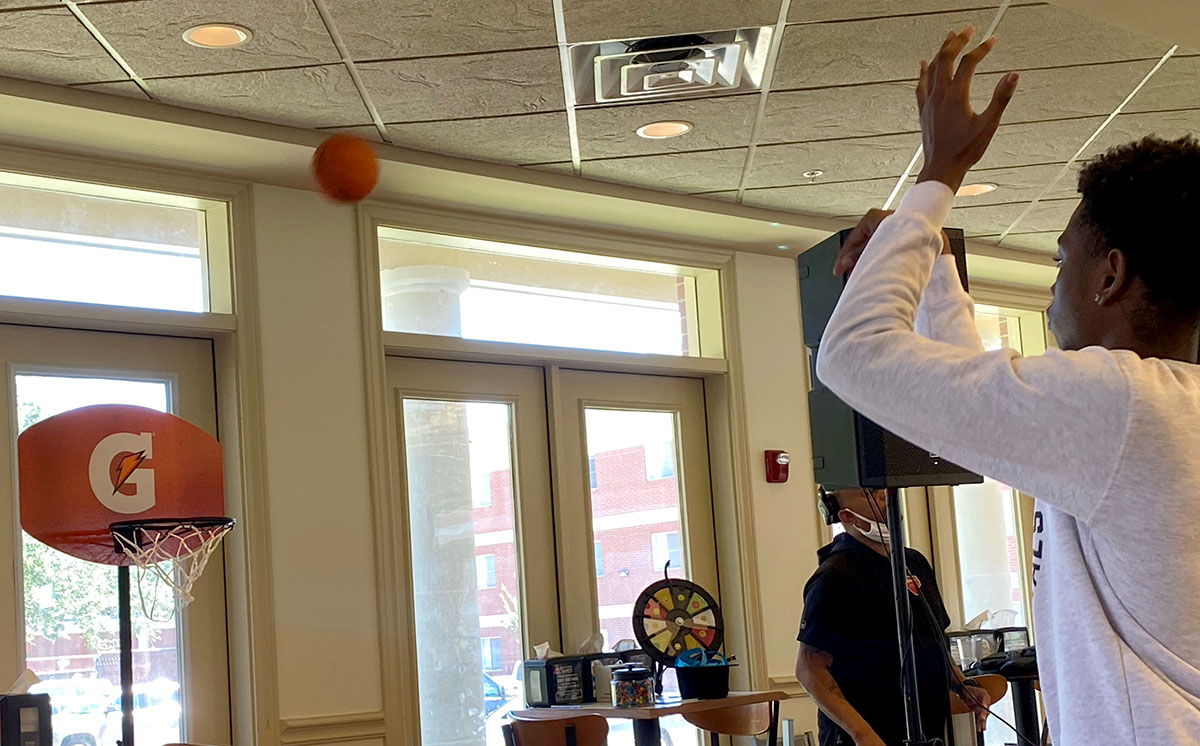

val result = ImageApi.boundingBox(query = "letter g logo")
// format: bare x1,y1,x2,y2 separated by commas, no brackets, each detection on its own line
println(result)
88,431,156,513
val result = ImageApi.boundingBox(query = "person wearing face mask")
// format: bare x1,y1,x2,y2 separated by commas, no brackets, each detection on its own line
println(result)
795,487,989,746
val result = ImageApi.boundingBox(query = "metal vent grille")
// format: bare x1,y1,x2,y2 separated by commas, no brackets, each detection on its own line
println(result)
570,27,773,107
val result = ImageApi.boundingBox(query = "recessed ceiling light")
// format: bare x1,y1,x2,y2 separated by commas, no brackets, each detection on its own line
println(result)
802,170,824,179
183,24,252,49
956,182,998,197
777,244,790,251
636,121,692,139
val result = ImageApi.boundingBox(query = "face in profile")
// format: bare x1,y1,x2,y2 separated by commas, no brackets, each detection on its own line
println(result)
1048,205,1103,351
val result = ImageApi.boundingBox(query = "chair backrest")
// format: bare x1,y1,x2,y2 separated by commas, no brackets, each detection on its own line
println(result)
683,701,774,736
505,713,609,746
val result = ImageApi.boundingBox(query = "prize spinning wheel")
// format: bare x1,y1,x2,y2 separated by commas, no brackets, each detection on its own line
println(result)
633,568,724,667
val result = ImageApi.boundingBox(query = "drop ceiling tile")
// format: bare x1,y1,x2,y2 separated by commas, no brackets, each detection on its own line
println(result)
773,9,997,89
1124,55,1200,113
576,95,758,159
981,4,1167,74
146,66,370,128
896,164,1078,207
750,133,920,189
323,0,556,60
0,0,110,7
787,0,1033,24
1082,109,1200,159
761,83,916,144
763,61,1146,147
359,49,563,122
1000,231,1060,254
948,197,1077,237
741,177,896,217
561,0,779,44
71,80,150,100
580,148,748,193
385,112,570,164
974,60,1154,123
0,8,125,84
83,0,340,78
973,118,1103,171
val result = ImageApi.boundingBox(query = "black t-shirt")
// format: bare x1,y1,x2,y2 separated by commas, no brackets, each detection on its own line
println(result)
798,533,952,746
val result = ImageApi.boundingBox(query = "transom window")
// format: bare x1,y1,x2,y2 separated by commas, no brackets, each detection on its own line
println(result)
377,227,723,358
0,171,230,313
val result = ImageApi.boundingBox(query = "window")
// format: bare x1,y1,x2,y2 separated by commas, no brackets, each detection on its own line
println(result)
377,226,723,358
588,457,598,489
942,304,1047,746
651,532,682,573
594,541,604,577
0,171,230,313
476,554,497,590
480,637,502,672
645,440,677,481
472,472,493,508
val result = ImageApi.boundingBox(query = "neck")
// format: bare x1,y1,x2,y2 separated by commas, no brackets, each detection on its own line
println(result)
846,527,888,556
1098,320,1200,363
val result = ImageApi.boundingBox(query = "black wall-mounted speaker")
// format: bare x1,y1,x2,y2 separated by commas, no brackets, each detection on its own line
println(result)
798,227,983,490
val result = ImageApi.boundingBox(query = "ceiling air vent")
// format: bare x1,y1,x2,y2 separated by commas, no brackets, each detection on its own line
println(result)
571,27,773,106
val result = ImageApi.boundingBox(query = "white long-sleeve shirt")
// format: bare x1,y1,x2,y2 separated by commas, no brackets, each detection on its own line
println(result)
815,181,1200,746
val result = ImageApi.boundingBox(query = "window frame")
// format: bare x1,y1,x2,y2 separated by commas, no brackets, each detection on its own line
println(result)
0,144,270,746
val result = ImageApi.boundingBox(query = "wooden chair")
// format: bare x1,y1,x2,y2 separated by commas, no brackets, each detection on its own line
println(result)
683,700,779,746
504,712,609,746
950,674,1009,746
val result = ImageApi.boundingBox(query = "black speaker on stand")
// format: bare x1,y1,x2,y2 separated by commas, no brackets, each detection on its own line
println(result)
799,227,981,489
799,227,983,746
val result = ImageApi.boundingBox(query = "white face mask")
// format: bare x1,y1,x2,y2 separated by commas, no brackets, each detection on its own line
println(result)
845,509,891,544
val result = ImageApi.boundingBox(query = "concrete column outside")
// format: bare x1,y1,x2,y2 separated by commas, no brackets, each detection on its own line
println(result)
384,265,484,746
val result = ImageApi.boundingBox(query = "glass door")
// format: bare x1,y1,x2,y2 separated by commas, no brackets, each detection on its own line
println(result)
0,323,230,746
554,369,716,746
387,357,557,746
387,359,719,746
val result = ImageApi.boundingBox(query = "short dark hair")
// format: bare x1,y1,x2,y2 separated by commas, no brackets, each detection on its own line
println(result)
1077,135,1200,323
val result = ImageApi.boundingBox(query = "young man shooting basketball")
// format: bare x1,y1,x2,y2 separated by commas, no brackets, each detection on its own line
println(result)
816,26,1200,746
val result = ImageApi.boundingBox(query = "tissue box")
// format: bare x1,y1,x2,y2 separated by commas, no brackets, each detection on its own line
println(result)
0,694,52,746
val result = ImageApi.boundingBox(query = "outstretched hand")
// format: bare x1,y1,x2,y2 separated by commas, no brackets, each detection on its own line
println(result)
916,26,1019,192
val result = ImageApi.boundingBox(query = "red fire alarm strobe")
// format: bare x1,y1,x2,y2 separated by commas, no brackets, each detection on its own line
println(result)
765,450,790,483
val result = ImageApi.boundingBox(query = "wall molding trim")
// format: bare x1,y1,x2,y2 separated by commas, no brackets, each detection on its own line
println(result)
279,712,387,745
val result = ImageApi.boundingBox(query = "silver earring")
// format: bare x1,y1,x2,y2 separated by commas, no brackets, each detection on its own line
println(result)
1094,294,1102,304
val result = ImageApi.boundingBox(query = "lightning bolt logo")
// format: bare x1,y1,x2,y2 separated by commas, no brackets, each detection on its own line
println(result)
112,450,148,495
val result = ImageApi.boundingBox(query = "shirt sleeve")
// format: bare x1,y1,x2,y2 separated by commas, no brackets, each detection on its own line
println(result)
814,181,1132,523
799,569,866,652
914,255,985,353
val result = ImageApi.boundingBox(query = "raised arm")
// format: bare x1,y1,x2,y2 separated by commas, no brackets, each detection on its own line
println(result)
814,28,1132,521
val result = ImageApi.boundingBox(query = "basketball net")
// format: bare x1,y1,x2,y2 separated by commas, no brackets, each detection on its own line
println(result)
112,522,233,622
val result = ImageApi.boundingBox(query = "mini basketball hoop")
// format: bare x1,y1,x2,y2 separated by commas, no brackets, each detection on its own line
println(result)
111,517,235,617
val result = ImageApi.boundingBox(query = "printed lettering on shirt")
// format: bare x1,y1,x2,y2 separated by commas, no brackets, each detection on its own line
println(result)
1032,509,1044,587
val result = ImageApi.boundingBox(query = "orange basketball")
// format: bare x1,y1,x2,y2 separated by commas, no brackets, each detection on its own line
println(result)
312,134,379,203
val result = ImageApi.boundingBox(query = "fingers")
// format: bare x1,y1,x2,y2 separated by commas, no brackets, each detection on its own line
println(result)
930,26,974,86
981,71,1019,126
916,60,929,111
833,209,893,276
954,35,996,89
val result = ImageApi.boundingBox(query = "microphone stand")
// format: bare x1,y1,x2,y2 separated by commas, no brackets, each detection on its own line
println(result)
885,486,941,746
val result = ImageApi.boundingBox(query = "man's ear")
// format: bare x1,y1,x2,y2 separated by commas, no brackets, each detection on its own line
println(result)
838,508,861,530
1097,247,1131,304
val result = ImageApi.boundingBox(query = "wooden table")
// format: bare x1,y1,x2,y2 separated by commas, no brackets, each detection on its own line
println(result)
514,690,790,746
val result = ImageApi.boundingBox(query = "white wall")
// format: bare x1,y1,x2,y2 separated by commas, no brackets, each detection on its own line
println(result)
731,252,823,737
250,184,383,723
